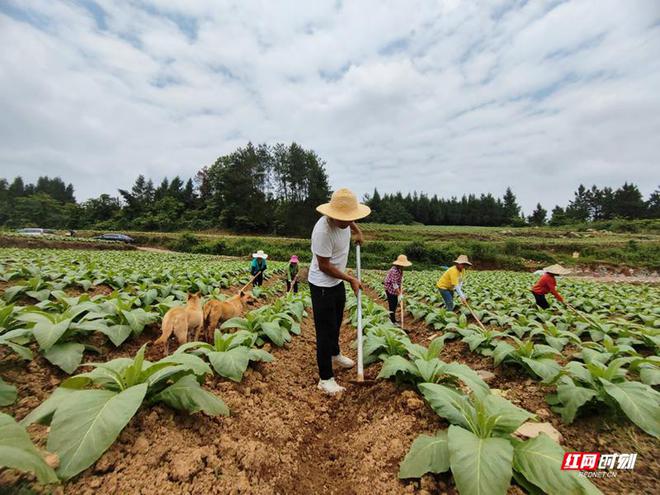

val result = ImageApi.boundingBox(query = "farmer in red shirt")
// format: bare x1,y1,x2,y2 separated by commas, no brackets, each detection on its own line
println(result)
531,264,571,309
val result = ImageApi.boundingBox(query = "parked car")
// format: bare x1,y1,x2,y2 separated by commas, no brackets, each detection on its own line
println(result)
93,233,135,243
16,228,55,236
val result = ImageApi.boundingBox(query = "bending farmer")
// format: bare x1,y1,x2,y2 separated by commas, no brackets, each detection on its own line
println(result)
308,188,370,395
384,254,412,324
436,255,471,311
251,250,268,286
287,255,299,293
531,264,570,309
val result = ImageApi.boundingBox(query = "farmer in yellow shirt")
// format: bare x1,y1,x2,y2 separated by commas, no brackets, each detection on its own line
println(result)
436,255,471,311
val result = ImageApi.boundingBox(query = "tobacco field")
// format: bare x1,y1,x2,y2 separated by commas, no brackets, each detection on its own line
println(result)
0,248,658,494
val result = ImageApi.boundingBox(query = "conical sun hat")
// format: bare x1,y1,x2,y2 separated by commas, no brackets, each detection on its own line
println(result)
543,264,570,275
316,188,371,221
392,254,412,267
252,250,268,259
453,254,472,266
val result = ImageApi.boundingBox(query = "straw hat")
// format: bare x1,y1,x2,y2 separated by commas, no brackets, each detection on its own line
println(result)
290,255,299,263
252,250,268,259
543,264,570,276
453,254,472,266
392,254,412,267
316,188,371,221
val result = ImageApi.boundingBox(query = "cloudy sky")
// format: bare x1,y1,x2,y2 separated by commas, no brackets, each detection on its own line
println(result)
1,0,659,214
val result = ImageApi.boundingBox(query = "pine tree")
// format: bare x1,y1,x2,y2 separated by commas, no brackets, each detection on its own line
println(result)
565,184,592,222
612,182,646,218
549,205,567,226
646,186,660,219
502,187,521,224
528,203,547,226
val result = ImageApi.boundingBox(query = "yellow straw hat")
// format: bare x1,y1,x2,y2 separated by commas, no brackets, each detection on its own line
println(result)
453,254,472,266
316,188,371,221
392,254,412,267
543,264,570,276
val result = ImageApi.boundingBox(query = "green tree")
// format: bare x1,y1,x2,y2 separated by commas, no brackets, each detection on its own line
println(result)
549,206,568,226
502,187,521,224
646,186,660,219
528,203,547,226
565,184,592,222
612,182,646,219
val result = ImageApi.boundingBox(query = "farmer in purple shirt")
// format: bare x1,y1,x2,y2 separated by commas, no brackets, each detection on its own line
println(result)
384,254,412,324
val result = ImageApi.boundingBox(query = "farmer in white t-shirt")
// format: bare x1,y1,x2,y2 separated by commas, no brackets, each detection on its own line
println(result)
308,188,371,395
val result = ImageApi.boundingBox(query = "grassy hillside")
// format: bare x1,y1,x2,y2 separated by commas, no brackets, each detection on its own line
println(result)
58,222,660,272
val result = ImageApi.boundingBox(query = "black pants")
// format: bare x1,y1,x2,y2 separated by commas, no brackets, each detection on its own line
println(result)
253,272,264,286
310,282,345,380
386,292,398,323
533,292,549,309
286,280,299,293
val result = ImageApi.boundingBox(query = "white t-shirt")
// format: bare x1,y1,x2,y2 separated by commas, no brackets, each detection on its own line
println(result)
308,216,351,287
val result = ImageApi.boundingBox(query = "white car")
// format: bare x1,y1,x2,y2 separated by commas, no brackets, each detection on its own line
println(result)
16,228,54,236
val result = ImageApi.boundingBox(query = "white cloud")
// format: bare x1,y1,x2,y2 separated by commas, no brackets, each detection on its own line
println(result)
0,0,659,215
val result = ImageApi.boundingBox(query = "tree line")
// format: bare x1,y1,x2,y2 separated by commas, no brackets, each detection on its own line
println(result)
1,142,658,235
0,142,331,236
365,183,660,227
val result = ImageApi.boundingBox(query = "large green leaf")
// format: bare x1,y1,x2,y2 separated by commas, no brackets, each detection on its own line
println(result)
220,317,250,331
600,378,660,437
208,347,250,381
95,324,132,347
513,434,603,495
43,342,85,374
521,357,561,383
492,341,515,365
482,394,535,434
443,362,489,397
122,308,155,334
260,321,286,346
0,413,58,484
2,341,33,360
21,388,79,427
399,430,450,479
640,366,660,386
248,348,274,362
378,355,418,380
448,425,513,495
0,377,17,406
551,377,597,424
48,384,147,480
418,383,470,429
33,317,73,351
159,352,212,377
151,375,229,416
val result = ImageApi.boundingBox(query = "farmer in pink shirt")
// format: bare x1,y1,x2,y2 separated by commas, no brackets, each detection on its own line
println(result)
384,254,412,324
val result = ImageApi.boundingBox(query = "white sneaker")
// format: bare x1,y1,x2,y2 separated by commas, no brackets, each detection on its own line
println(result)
317,378,346,395
332,354,355,369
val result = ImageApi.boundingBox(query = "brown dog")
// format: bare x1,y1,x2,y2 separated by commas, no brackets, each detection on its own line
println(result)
203,290,253,341
154,293,203,354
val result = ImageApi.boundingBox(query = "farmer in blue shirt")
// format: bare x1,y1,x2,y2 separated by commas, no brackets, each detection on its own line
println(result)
251,250,268,286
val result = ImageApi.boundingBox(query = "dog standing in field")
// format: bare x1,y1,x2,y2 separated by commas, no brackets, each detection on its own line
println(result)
154,292,204,354
203,290,253,341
